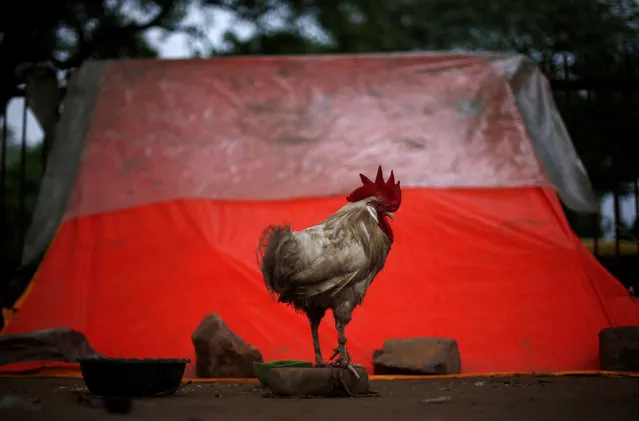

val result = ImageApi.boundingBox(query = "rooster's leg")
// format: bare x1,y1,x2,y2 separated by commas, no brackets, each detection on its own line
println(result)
307,308,327,367
330,303,360,379
332,321,350,364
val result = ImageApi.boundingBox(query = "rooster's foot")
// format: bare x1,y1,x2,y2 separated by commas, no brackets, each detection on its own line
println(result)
313,360,328,368
329,350,360,379
329,346,348,366
338,363,360,379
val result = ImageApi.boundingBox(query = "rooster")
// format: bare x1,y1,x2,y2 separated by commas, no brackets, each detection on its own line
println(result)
257,165,401,376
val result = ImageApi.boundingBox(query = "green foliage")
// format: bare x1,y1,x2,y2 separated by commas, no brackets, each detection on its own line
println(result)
214,29,331,55
48,0,194,66
207,0,639,56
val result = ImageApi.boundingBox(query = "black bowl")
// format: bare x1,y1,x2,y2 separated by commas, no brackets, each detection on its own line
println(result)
77,357,190,398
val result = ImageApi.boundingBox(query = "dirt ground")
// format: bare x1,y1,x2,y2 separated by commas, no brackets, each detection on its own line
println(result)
1,375,638,421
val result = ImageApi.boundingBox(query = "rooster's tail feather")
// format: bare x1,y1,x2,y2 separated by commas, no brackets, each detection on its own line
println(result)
257,224,299,296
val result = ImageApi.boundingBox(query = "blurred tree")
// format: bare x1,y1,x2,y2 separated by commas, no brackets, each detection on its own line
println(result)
0,0,209,113
206,0,638,57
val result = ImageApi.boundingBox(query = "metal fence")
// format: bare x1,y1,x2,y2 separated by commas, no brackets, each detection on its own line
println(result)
543,54,638,292
0,85,58,289
0,65,638,291
546,54,639,258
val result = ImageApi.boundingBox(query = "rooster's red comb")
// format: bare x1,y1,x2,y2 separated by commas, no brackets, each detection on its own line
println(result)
346,165,401,211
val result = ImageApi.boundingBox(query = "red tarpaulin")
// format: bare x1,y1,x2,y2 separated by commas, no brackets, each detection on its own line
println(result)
2,54,636,376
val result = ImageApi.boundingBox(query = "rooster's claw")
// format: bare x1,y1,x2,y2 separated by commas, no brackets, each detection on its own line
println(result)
331,360,360,379
346,364,360,379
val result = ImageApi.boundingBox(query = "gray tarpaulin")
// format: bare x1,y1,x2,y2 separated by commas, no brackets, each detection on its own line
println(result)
488,53,598,213
20,62,105,268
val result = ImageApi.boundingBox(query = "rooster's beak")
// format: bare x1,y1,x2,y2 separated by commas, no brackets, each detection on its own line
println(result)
386,211,394,220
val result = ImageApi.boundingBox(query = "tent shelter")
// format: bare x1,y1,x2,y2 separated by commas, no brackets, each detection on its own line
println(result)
1,53,638,376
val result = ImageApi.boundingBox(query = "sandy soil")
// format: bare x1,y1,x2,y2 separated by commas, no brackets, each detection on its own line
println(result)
1,375,638,421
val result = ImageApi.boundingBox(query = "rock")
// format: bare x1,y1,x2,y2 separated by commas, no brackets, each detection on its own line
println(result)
0,327,99,367
191,313,263,378
267,366,369,397
372,337,462,375
599,326,639,371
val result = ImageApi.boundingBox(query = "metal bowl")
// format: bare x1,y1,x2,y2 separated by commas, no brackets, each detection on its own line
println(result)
77,357,190,398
